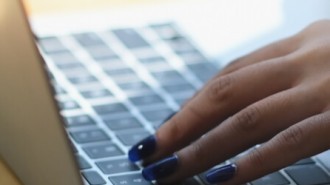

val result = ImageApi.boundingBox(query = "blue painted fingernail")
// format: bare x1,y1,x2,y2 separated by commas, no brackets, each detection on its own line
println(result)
206,164,237,184
142,155,179,181
128,135,157,162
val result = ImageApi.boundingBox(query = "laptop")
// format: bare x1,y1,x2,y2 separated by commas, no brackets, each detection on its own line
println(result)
1,0,330,185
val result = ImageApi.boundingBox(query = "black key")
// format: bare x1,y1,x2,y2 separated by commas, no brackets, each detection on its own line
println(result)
129,94,165,107
113,29,149,48
67,75,98,85
116,129,150,146
152,70,188,85
117,81,152,94
109,173,152,185
285,165,330,185
76,155,92,169
64,115,96,127
83,143,123,159
82,171,106,185
85,45,118,60
58,100,80,110
93,103,129,116
38,37,68,53
96,159,139,174
294,158,315,165
70,129,110,143
73,32,106,47
162,83,196,94
251,172,289,185
102,115,143,131
140,108,173,127
80,89,113,99
187,63,219,82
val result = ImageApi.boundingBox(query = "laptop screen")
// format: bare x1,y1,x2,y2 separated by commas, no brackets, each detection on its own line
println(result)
0,0,82,185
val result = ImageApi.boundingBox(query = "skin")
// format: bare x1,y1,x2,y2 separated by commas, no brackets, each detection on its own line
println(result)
144,19,330,184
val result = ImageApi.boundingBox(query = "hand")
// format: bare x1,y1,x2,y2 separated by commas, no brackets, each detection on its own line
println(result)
128,19,330,184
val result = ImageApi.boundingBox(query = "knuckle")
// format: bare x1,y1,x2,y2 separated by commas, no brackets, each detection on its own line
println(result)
185,104,205,121
232,106,261,132
207,76,233,102
247,148,266,168
278,126,305,150
166,116,184,141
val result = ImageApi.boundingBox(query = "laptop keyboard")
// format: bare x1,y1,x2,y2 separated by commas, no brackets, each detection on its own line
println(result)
38,22,330,185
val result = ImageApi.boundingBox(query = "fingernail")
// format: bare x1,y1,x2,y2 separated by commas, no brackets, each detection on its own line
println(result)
142,155,179,181
206,164,237,184
128,135,157,162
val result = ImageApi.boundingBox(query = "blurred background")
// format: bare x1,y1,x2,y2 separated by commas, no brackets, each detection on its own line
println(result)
24,0,330,66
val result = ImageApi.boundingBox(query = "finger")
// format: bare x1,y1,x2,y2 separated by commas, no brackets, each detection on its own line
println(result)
139,55,300,164
218,111,330,185
219,35,300,76
155,82,323,183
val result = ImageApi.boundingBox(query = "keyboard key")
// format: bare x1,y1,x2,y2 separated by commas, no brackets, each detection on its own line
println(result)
294,158,315,165
56,62,86,71
150,23,182,40
74,32,106,47
70,129,110,143
102,115,143,131
317,150,330,172
67,75,98,85
85,45,118,60
58,100,80,110
109,174,152,185
93,103,129,116
139,56,166,65
166,37,197,54
162,83,196,94
113,29,149,48
39,37,68,53
64,115,96,127
105,68,137,78
52,82,66,94
187,63,219,82
251,172,289,185
129,94,165,107
82,171,106,185
76,155,92,169
83,143,123,159
117,81,152,94
140,108,173,127
285,165,330,185
116,129,150,146
152,70,188,85
96,159,139,174
80,88,113,99
47,51,79,64
178,51,209,64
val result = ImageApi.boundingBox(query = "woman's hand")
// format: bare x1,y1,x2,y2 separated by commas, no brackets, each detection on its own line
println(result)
128,20,330,184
